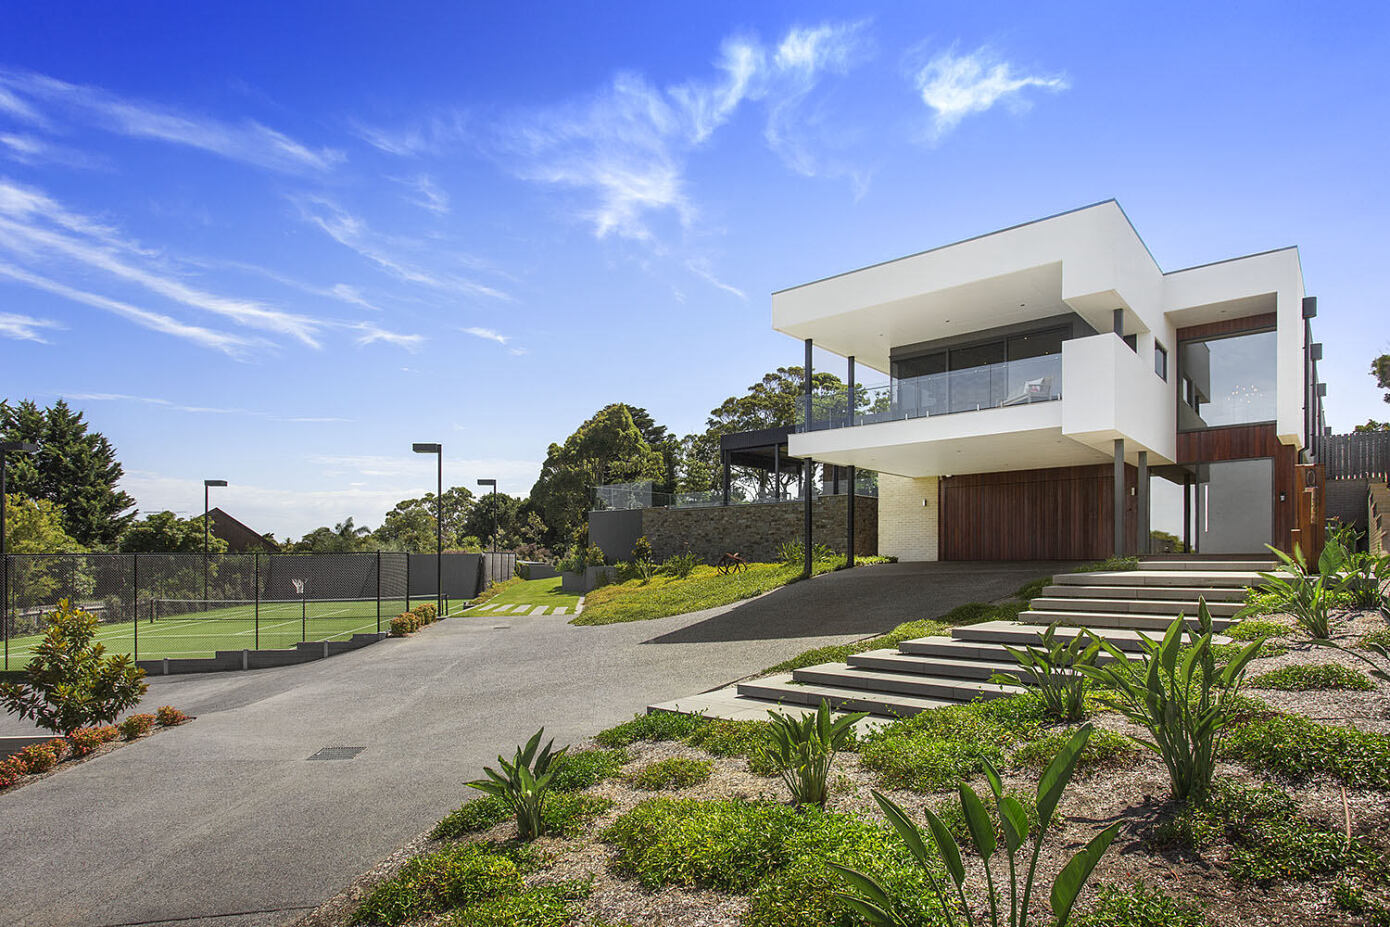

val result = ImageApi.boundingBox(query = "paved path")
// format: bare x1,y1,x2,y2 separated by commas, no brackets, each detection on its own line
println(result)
0,561,1062,927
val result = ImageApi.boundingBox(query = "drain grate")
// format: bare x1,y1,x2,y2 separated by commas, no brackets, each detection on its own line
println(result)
308,746,366,761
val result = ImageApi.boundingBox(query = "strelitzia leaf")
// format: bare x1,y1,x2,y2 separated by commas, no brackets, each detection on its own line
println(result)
1037,724,1092,826
1049,821,1122,924
960,784,996,860
922,804,967,888
999,796,1029,854
873,791,931,869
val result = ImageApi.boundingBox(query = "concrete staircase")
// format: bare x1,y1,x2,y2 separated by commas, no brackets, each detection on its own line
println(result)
649,559,1274,722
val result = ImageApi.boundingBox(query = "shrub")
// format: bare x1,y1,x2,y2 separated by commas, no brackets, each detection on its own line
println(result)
685,718,779,775
992,623,1099,723
389,613,418,636
832,726,1120,927
940,601,996,625
1013,575,1051,603
350,841,532,926
761,700,865,808
155,705,191,726
594,711,705,748
584,544,607,567
0,755,27,789
1070,882,1211,927
0,599,148,734
412,603,438,623
548,747,627,791
603,798,802,890
658,552,700,580
1154,779,1370,885
118,713,157,740
15,739,66,773
432,792,612,840
629,756,713,790
67,725,118,756
1078,603,1260,800
1249,663,1375,691
1225,618,1295,641
745,811,948,927
1010,727,1138,775
1227,712,1390,789
778,539,837,567
859,695,1047,791
466,729,567,840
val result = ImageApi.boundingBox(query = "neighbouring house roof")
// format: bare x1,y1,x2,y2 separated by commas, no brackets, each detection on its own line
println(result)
207,507,280,552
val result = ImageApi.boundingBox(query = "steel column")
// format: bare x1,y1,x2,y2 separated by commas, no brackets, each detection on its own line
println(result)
1137,451,1149,555
1113,438,1126,556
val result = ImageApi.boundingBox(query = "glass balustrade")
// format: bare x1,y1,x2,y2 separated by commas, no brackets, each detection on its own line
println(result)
797,353,1062,432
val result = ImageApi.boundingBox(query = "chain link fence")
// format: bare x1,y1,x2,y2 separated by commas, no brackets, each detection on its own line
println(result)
1,551,418,670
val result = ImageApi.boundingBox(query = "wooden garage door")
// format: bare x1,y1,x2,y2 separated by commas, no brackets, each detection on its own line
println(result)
940,464,1136,560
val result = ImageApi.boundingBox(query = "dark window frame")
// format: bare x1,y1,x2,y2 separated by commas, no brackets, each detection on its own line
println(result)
1154,341,1168,381
1176,327,1278,433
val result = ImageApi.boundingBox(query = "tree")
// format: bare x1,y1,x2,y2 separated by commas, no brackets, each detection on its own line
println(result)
1373,353,1390,404
372,486,475,553
119,512,228,554
1354,420,1390,433
529,404,667,544
0,399,135,548
0,599,148,735
679,366,849,495
627,406,681,495
287,518,372,553
463,491,525,548
3,494,83,553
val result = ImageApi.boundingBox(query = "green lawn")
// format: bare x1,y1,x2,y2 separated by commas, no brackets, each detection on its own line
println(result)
463,577,582,615
572,558,885,626
2,597,407,668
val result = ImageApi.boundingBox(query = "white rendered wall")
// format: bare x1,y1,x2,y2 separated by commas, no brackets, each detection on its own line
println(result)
878,474,939,561
1060,333,1177,463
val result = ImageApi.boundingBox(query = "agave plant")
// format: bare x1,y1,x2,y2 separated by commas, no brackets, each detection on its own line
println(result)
466,728,567,840
990,623,1100,723
761,699,867,808
1077,601,1260,801
830,725,1119,926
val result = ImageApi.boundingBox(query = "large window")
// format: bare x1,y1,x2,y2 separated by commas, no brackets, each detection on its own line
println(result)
1177,330,1277,430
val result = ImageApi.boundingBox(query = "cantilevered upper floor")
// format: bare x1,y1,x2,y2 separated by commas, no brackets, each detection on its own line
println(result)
774,200,1312,477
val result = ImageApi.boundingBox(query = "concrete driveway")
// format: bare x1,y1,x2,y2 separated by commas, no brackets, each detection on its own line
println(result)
0,560,1063,927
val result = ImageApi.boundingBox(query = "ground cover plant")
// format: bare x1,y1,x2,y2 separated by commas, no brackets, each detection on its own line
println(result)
1249,662,1375,690
1227,711,1390,789
1068,882,1211,927
627,756,712,790
574,556,892,626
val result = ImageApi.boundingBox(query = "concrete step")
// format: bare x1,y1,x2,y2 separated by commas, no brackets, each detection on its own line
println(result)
947,620,1231,653
1138,559,1277,571
1051,570,1270,588
791,662,1022,702
1040,584,1247,602
1030,596,1242,617
896,636,1128,665
1018,609,1233,632
736,673,957,718
848,647,1019,680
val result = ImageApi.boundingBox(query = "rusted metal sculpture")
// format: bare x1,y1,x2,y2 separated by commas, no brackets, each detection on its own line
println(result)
716,552,748,575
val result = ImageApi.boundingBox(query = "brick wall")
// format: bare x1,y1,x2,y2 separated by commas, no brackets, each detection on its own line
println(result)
640,495,878,563
878,474,939,561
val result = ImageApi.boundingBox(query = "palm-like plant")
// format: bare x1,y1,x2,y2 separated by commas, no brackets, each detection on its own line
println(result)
1076,601,1260,801
990,623,1100,723
830,725,1119,927
761,699,866,808
1246,542,1346,638
466,728,567,840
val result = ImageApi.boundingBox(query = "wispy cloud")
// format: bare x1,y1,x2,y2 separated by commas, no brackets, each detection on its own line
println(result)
350,320,425,349
497,21,868,241
0,260,257,356
0,69,343,173
292,194,510,302
393,173,450,214
685,257,746,300
909,46,1068,139
62,391,355,422
330,283,380,312
351,110,469,158
0,310,61,342
0,179,323,346
462,325,526,355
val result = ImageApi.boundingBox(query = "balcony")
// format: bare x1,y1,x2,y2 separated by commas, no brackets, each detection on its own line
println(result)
796,353,1062,432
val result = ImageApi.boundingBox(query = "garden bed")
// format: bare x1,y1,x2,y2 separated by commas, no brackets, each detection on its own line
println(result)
295,601,1390,927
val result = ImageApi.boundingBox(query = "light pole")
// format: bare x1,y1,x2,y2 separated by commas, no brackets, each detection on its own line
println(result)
203,479,227,604
413,443,443,617
2,440,39,671
477,478,497,584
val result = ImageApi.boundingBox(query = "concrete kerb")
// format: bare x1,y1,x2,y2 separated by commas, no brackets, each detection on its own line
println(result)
134,631,390,677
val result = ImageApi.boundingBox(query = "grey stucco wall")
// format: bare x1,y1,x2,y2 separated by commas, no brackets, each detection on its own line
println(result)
588,508,645,562
640,495,877,564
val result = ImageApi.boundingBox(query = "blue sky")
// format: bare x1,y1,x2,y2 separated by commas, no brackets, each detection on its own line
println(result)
0,2,1386,538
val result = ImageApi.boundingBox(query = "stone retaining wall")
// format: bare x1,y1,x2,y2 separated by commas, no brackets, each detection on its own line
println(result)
641,494,877,563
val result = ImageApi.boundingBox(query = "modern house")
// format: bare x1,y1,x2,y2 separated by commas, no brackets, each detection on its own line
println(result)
775,200,1326,561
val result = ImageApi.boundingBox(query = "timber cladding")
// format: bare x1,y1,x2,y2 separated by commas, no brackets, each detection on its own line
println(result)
939,465,1136,561
1175,312,1277,342
1177,422,1298,552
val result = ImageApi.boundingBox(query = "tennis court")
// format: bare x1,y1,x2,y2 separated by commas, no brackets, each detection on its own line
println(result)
2,596,416,666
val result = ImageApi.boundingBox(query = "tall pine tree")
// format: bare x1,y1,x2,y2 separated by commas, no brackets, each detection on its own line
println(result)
1,399,135,549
